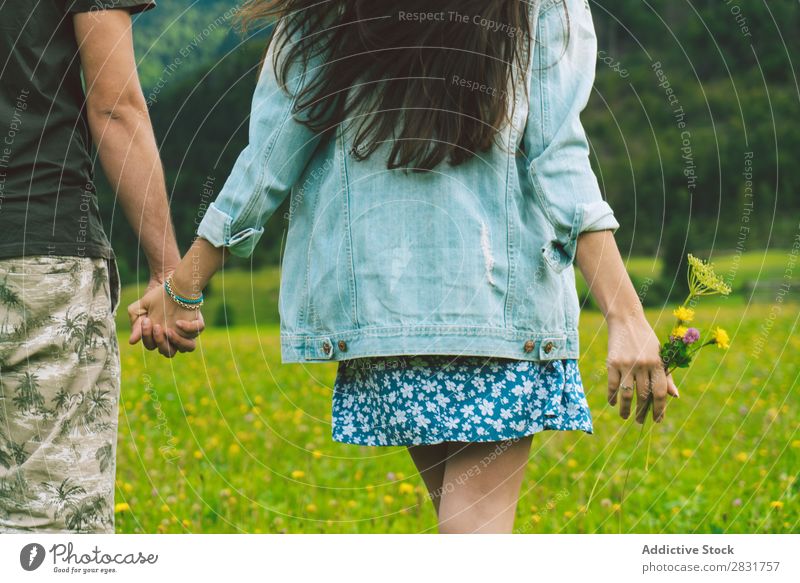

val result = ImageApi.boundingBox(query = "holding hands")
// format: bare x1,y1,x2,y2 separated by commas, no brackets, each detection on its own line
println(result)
128,238,226,357
128,275,206,357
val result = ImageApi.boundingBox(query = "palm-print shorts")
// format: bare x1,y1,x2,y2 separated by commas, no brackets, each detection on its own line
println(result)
0,255,120,533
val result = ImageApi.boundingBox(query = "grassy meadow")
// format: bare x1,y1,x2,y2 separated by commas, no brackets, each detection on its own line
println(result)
112,251,799,533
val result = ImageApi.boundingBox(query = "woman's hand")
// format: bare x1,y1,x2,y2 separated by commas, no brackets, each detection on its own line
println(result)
127,284,205,358
606,313,680,423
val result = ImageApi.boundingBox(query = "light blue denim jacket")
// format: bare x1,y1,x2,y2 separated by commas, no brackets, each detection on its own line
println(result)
197,0,619,363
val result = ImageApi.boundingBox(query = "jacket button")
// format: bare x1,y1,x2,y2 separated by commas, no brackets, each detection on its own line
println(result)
523,340,535,353
337,340,347,352
322,341,332,355
544,341,554,354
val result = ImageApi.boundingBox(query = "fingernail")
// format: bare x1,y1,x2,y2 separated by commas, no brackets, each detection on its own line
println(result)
143,318,150,326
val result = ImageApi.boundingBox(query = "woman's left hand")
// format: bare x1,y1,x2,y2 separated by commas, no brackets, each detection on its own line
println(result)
127,284,205,358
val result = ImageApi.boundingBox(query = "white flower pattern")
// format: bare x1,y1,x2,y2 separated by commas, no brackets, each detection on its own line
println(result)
331,356,593,446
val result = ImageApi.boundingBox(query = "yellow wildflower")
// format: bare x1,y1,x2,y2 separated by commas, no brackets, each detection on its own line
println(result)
193,450,203,460
672,306,695,322
711,327,730,349
735,452,748,463
566,459,578,468
312,450,323,460
770,501,784,510
291,470,306,479
671,325,688,339
681,448,693,458
115,502,130,514
398,482,415,495
182,519,191,528
383,495,394,505
306,503,317,513
228,443,241,456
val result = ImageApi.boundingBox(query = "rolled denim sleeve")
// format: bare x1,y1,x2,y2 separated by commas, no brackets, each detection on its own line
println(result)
197,22,323,257
524,0,619,272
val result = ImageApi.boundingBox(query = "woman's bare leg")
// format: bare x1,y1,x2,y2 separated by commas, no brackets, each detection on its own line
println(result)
437,436,533,533
407,443,449,514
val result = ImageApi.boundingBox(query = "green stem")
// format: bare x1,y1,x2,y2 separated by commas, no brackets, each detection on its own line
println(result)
665,341,713,376
586,414,635,512
619,416,648,533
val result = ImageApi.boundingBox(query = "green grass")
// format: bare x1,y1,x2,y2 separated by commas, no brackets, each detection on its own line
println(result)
114,300,800,533
115,249,799,333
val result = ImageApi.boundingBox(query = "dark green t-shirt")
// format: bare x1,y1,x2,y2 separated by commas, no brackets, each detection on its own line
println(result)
0,0,154,260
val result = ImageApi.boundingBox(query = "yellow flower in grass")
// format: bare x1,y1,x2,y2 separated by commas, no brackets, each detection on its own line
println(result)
114,502,130,514
672,306,695,323
291,470,306,480
711,327,730,349
770,500,784,510
398,482,415,495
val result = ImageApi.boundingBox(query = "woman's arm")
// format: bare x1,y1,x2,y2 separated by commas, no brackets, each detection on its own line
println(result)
128,18,326,356
575,230,679,423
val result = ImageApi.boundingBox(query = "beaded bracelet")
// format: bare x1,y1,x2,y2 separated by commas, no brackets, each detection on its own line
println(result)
164,275,204,310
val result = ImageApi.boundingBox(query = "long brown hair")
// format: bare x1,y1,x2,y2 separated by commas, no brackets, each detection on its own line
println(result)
238,0,534,170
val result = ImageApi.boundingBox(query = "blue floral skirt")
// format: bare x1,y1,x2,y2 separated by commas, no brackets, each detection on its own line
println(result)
331,355,593,446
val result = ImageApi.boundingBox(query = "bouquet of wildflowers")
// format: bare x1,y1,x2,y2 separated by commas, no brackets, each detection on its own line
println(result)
587,254,733,517
660,254,732,373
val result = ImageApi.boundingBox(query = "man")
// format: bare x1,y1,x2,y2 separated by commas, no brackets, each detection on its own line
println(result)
0,0,190,532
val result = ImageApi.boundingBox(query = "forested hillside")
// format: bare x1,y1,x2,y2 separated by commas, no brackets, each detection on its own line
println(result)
99,0,800,295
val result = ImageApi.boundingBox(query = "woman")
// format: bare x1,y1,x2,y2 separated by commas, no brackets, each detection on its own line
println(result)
129,0,679,533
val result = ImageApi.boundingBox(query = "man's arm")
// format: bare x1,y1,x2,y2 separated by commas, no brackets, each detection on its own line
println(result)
74,9,179,286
